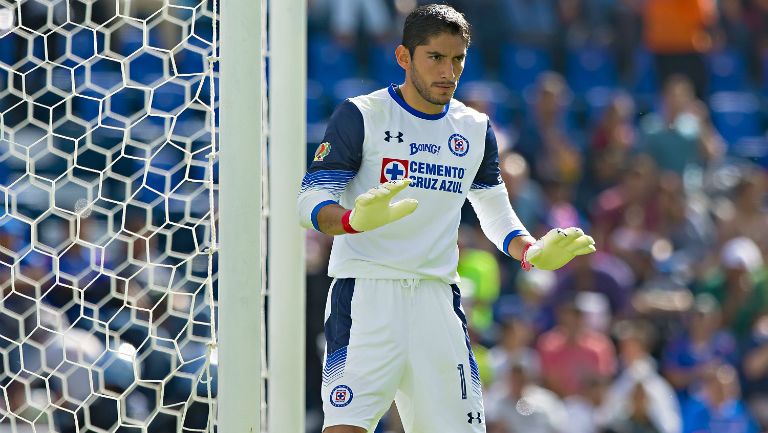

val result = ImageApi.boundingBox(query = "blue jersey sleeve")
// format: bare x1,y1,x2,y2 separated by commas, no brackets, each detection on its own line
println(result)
302,100,364,194
471,120,503,190
298,100,364,230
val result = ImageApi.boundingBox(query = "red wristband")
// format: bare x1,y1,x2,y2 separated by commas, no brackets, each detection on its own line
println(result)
341,210,360,234
521,242,534,271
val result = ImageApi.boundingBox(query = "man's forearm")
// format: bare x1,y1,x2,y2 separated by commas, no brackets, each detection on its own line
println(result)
507,234,536,261
316,203,351,236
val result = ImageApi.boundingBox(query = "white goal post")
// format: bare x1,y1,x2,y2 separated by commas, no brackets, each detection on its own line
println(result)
267,0,307,429
220,0,308,430
218,0,263,431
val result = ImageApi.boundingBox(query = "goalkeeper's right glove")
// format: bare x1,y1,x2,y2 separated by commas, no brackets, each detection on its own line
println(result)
342,179,419,233
522,227,596,271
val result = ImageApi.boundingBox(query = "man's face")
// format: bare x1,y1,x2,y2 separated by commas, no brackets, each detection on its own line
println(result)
663,82,694,117
408,32,467,106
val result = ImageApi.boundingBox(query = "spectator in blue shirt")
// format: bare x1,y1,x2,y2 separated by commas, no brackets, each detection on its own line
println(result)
741,312,768,430
662,294,739,405
637,75,702,175
681,363,759,433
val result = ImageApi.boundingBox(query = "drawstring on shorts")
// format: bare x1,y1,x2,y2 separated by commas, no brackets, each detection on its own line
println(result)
400,278,420,295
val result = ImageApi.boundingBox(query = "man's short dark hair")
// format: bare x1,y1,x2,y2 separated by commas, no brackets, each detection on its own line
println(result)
402,4,471,55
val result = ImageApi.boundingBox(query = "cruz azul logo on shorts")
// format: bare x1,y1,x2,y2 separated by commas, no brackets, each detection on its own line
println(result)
330,385,353,407
380,158,409,182
448,133,469,157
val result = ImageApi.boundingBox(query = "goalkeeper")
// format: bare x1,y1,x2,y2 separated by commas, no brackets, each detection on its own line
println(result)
297,4,595,433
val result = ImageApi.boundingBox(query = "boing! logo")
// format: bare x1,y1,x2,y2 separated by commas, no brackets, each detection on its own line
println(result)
448,133,469,157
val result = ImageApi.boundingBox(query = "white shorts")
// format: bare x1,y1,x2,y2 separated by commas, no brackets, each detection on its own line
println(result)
321,278,486,432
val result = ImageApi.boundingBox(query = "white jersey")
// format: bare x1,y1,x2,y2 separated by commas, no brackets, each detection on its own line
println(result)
298,85,528,283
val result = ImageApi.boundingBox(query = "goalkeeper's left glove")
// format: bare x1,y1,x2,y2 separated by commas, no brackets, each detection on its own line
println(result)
344,179,418,233
522,227,596,271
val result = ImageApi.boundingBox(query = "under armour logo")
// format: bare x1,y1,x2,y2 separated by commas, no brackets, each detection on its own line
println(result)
467,412,483,424
384,131,403,143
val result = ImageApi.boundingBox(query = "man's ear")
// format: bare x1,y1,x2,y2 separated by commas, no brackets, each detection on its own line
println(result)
395,45,411,71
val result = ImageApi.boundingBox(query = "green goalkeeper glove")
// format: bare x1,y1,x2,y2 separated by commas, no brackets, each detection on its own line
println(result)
345,179,419,233
522,227,596,271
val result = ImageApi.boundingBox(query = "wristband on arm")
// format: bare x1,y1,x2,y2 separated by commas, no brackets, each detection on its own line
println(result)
521,242,534,271
341,210,360,234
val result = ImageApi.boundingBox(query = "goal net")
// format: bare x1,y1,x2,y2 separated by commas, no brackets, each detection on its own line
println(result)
0,0,220,432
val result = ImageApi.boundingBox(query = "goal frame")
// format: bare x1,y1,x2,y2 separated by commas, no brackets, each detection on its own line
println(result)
218,0,263,431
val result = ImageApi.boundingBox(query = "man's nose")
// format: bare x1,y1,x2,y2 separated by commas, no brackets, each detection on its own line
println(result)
440,61,455,81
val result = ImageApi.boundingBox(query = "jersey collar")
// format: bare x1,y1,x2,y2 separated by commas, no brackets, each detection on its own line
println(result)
388,84,450,120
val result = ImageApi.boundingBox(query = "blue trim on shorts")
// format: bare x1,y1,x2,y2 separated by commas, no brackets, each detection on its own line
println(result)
451,284,482,396
323,346,348,385
325,278,355,354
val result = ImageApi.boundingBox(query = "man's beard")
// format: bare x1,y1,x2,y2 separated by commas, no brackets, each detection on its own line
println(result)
410,65,454,106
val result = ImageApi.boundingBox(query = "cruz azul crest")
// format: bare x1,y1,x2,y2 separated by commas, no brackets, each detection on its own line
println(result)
448,134,469,157
330,385,353,407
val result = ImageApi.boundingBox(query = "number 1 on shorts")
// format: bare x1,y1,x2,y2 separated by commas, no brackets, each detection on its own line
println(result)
457,363,467,400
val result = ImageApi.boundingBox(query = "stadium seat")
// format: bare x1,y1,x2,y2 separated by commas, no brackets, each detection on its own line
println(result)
583,87,616,126
151,80,186,114
308,36,357,93
709,91,762,145
460,48,485,83
306,79,325,123
455,80,511,123
567,44,617,95
632,48,658,98
500,43,551,93
730,136,768,168
708,49,748,93
128,50,167,86
102,86,147,127
82,57,123,98
761,52,768,95
331,77,380,106
368,42,403,86
0,34,15,66
70,28,96,61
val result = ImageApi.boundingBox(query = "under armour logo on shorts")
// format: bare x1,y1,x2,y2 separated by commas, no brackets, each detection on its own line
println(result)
467,411,483,424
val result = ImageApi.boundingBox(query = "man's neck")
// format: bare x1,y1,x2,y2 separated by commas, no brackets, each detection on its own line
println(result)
398,82,445,115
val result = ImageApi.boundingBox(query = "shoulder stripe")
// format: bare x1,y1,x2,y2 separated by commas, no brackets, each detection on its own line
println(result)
300,170,356,195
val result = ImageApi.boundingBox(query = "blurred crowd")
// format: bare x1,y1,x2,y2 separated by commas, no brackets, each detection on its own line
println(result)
304,1,768,433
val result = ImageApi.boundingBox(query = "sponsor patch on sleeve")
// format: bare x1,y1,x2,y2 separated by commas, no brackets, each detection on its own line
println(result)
313,142,331,161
